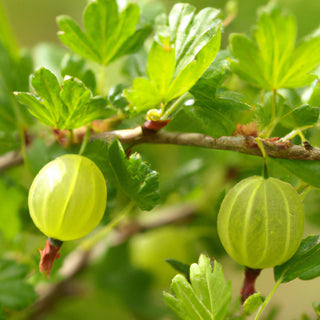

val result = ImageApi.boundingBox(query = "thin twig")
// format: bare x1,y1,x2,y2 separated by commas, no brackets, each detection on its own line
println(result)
0,151,23,172
93,127,320,161
29,204,197,320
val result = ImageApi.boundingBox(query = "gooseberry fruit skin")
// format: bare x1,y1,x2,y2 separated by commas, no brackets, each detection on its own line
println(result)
28,154,107,241
217,176,304,269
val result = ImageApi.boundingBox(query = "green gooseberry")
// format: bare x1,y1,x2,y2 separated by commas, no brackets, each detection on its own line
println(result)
28,154,107,241
217,176,304,269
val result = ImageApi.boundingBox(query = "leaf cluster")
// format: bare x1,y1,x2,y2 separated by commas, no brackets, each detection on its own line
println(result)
124,3,222,115
57,0,151,66
230,4,320,90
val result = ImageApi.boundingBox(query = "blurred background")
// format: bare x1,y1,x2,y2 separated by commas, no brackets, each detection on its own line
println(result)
1,0,320,319
3,0,320,47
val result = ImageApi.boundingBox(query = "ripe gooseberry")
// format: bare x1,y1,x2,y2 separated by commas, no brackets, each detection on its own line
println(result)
217,176,304,269
28,154,107,242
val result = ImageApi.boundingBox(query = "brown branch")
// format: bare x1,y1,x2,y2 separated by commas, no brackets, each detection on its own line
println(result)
29,204,197,319
0,151,23,172
93,127,320,161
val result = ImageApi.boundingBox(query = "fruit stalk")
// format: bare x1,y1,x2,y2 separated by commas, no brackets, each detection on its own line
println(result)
39,238,63,277
241,267,261,303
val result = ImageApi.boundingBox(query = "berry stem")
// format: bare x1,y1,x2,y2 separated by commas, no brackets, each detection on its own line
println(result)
241,267,261,303
39,238,63,277
254,281,281,320
255,138,269,178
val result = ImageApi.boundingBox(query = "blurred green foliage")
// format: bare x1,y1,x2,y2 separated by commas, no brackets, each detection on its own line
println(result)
1,0,320,319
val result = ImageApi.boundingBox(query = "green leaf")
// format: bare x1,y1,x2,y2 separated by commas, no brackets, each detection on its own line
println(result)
167,96,252,138
166,29,221,101
124,78,162,113
0,132,20,156
165,259,190,281
124,4,221,113
308,80,320,106
279,28,320,88
243,292,264,315
168,5,220,75
190,50,232,102
15,67,115,129
230,34,270,89
31,67,63,126
0,2,19,59
163,255,232,320
122,53,147,80
230,4,320,90
254,91,319,134
71,96,116,128
82,140,110,178
0,178,24,240
112,24,152,60
0,40,33,143
61,54,96,92
0,260,37,310
26,138,66,175
108,139,160,211
280,104,319,129
269,158,320,188
59,77,92,126
0,307,5,320
14,91,56,127
108,84,128,113
57,0,150,66
147,40,175,97
313,301,320,316
274,235,320,283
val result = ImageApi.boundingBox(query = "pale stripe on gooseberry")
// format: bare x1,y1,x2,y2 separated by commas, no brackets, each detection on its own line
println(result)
242,179,264,266
55,157,81,237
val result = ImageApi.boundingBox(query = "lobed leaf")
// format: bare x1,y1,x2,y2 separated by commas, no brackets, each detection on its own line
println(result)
57,0,151,66
123,78,162,113
279,28,320,88
167,96,252,138
230,4,320,90
108,139,160,211
164,255,232,320
168,5,220,75
0,40,33,153
166,29,221,102
147,40,175,97
0,260,37,310
269,158,320,189
274,235,320,283
15,67,116,129
124,3,221,113
190,50,232,103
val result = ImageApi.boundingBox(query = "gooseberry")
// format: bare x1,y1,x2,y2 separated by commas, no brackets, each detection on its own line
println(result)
28,154,107,241
217,176,304,269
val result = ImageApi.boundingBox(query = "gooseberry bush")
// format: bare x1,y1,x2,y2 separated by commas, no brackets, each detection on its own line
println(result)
1,0,320,319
